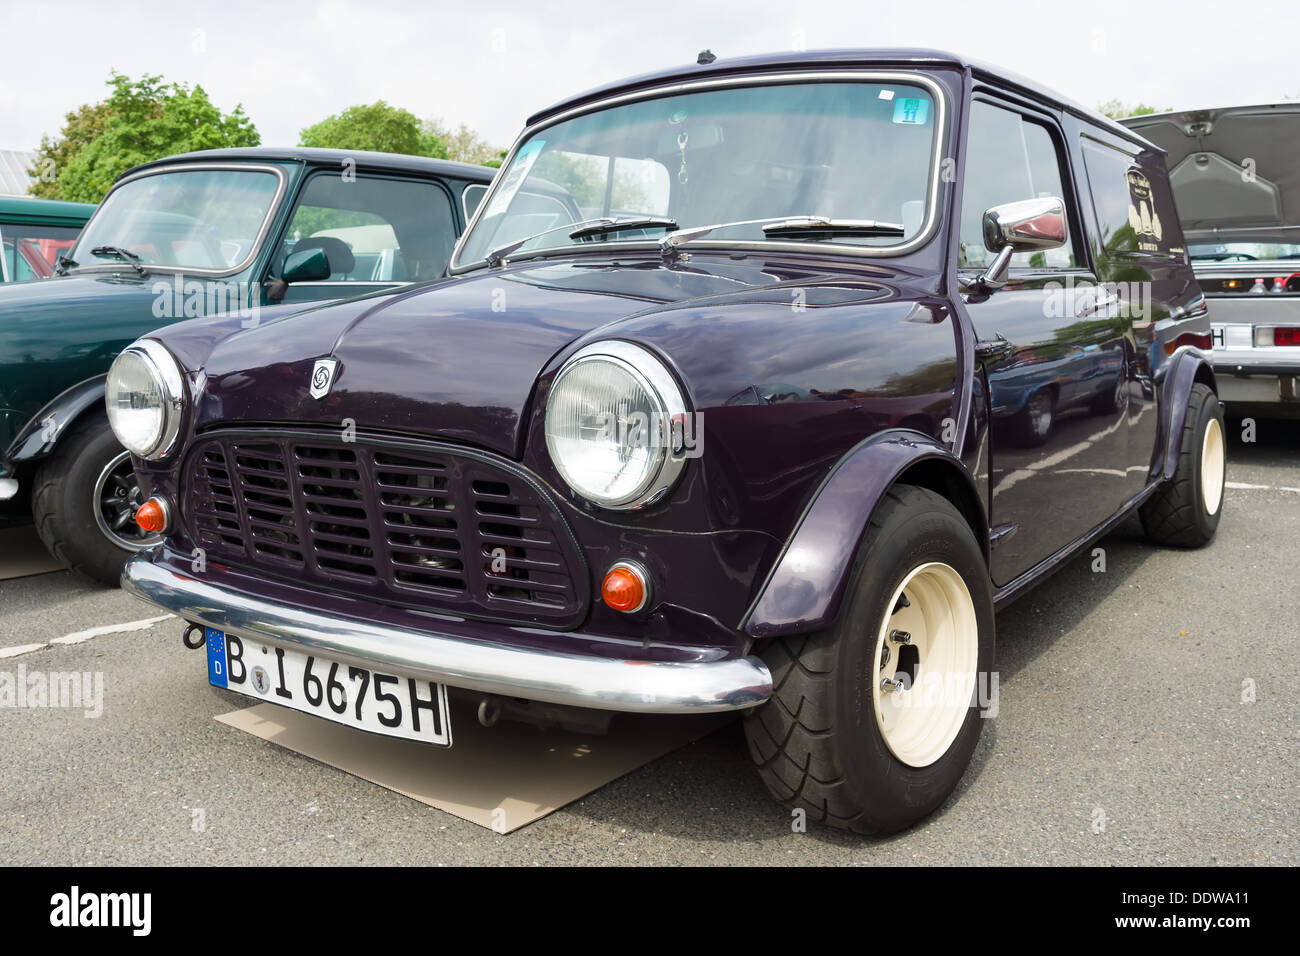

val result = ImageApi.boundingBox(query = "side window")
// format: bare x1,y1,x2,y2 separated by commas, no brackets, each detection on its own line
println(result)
283,174,456,283
0,225,80,280
959,100,1077,271
1081,139,1173,256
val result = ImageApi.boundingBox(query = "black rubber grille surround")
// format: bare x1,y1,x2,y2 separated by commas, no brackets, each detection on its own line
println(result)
183,431,589,627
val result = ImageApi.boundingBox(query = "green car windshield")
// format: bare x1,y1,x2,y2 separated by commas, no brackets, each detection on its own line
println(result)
455,79,940,266
71,168,281,273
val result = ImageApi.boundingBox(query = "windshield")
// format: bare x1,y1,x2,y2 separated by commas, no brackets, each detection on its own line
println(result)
72,167,282,272
1189,242,1300,262
456,79,941,267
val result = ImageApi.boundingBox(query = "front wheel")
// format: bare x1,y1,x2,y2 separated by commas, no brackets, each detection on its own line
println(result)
743,485,995,835
32,414,161,585
1139,382,1225,547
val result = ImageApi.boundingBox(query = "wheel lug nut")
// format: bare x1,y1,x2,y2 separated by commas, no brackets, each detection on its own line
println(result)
889,629,912,644
880,676,905,693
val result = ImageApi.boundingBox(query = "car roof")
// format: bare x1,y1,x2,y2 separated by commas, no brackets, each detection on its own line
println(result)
122,147,496,183
0,193,96,225
524,47,1147,146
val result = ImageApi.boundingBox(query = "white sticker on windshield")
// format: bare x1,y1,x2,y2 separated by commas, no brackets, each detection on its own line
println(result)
892,98,930,125
481,139,545,219
878,89,895,101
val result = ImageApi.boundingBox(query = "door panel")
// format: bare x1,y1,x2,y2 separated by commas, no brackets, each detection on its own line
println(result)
960,99,1132,586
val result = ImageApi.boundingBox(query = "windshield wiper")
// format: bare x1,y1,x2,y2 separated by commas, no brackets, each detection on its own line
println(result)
657,215,904,256
568,217,677,240
90,245,148,277
54,254,77,276
761,217,905,239
485,216,678,267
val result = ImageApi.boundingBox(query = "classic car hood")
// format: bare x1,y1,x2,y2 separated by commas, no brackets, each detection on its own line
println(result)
195,257,924,457
1122,105,1300,241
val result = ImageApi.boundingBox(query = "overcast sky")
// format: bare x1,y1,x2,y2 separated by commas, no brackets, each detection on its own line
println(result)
1,0,1294,155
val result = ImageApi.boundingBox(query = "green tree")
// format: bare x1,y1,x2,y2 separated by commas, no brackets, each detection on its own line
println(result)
422,119,504,166
1098,100,1168,120
29,72,259,203
299,101,447,158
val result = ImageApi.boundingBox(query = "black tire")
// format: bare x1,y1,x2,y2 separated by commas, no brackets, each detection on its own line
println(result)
1139,383,1225,547
1013,388,1054,446
32,413,157,586
1089,371,1126,416
743,485,995,835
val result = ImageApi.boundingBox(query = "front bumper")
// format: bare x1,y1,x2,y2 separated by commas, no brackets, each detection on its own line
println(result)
122,554,773,715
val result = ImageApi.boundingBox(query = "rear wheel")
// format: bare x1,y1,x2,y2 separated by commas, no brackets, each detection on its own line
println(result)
743,485,995,835
1139,383,1225,547
32,414,160,585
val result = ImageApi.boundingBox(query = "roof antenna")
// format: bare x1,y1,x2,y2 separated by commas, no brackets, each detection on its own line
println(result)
697,49,717,64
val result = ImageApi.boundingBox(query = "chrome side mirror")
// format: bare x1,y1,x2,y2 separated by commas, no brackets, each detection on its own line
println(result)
976,196,1067,292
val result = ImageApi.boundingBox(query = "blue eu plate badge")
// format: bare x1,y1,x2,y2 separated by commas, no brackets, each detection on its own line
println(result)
207,628,228,688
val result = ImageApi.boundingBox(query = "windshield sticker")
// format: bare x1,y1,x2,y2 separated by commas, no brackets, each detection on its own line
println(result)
481,139,545,220
878,89,896,101
892,97,930,125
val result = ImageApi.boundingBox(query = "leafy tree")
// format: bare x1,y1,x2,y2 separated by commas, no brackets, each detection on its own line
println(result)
299,101,447,158
1098,100,1168,120
422,119,504,166
29,72,259,203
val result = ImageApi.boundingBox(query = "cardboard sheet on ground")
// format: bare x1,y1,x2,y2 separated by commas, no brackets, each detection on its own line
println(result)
217,701,730,832
0,526,63,580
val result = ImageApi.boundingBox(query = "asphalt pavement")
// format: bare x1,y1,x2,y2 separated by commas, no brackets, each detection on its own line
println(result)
1,420,1295,865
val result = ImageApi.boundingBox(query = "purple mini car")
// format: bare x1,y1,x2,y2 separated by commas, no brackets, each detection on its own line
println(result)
113,49,1225,834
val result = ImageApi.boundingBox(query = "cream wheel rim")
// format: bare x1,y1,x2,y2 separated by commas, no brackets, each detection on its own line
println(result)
1201,417,1225,516
872,561,979,768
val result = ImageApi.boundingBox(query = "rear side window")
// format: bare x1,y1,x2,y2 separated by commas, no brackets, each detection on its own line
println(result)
1081,138,1180,257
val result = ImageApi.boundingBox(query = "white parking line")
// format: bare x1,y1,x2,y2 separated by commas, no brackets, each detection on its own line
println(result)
1226,481,1300,493
0,614,174,658
0,643,48,659
48,614,174,645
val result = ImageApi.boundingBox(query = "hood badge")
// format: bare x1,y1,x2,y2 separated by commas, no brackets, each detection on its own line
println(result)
310,358,339,399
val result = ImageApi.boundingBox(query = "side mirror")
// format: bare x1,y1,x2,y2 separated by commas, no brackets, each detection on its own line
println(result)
976,197,1067,292
282,247,332,283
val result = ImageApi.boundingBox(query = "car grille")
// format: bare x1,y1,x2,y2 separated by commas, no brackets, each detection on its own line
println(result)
183,432,589,627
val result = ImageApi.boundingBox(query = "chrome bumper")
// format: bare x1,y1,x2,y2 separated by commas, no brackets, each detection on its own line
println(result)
1210,348,1300,404
122,554,772,714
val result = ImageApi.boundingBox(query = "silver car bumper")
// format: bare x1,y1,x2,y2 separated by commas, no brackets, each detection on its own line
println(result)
122,554,772,715
1210,347,1300,404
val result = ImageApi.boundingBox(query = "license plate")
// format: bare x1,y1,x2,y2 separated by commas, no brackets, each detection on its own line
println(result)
206,628,451,746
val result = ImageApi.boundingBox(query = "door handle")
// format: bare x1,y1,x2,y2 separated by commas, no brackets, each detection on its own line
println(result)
974,334,1012,360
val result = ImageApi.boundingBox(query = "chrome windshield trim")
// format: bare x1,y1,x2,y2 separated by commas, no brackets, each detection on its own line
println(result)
122,554,772,714
71,162,289,279
450,70,950,273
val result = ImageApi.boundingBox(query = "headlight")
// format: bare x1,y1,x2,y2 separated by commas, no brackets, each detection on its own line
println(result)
545,341,690,509
105,339,185,459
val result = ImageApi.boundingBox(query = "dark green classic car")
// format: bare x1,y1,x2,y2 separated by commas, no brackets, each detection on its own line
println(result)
0,147,494,584
0,195,95,283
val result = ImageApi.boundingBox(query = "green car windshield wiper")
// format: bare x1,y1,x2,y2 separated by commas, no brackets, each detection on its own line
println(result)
485,216,678,267
54,254,77,276
90,245,148,277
